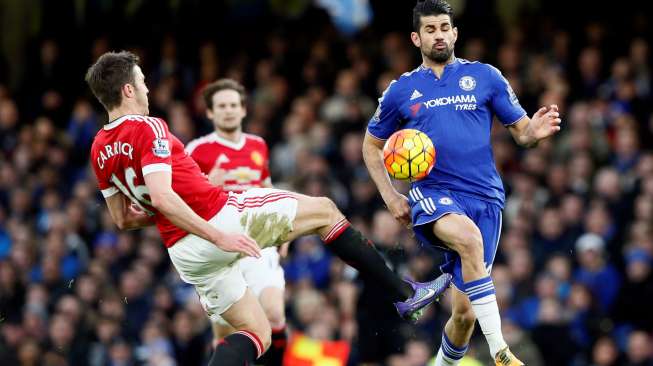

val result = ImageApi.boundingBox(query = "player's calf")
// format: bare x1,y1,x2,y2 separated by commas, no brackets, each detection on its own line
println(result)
451,307,476,332
290,194,451,321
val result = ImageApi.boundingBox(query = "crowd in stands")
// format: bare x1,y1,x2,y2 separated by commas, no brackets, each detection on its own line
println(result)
0,1,652,365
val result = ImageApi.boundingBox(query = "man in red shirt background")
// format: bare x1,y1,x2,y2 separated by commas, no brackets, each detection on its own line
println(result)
187,79,288,366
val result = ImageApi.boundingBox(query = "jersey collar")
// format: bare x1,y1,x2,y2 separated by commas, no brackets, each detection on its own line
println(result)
104,114,142,130
212,132,246,150
419,57,461,77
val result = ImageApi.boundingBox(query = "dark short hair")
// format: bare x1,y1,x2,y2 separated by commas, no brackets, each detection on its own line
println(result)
413,0,454,31
202,78,247,110
85,51,139,111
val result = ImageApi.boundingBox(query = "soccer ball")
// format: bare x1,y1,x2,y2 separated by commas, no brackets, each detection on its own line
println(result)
383,129,436,180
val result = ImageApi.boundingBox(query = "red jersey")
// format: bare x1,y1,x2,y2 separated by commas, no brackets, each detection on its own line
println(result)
185,132,271,193
90,114,228,247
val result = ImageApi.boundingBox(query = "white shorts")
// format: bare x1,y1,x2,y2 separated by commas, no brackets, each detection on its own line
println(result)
213,247,286,326
167,188,297,322
240,247,285,296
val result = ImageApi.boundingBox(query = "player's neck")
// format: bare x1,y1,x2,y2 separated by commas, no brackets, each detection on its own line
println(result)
215,129,242,143
108,106,144,122
423,54,456,78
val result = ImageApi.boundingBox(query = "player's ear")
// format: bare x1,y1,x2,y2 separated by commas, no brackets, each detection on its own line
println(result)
122,83,134,99
206,108,214,120
411,32,421,48
452,27,458,43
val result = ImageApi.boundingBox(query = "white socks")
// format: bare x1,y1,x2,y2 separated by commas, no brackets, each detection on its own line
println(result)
464,276,507,357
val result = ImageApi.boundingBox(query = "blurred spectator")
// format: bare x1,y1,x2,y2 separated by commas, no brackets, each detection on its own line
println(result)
574,233,621,311
590,336,623,366
531,298,578,365
612,249,653,330
284,236,332,289
625,331,653,366
171,310,204,366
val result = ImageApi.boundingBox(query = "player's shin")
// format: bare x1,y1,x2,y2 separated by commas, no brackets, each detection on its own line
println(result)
434,331,469,366
323,219,413,301
463,276,507,357
209,330,263,366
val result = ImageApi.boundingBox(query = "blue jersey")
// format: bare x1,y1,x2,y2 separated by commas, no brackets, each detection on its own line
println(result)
367,58,526,207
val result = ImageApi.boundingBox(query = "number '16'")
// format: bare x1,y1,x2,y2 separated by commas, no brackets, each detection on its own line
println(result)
110,167,154,215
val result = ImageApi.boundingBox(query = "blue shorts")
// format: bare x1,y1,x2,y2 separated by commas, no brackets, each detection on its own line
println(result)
408,186,502,290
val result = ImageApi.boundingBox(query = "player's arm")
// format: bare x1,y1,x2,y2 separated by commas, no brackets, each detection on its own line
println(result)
488,65,561,148
104,192,155,230
144,170,260,258
507,105,562,148
363,81,411,226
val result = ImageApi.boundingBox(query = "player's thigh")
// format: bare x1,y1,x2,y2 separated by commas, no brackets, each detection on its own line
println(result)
232,188,299,248
220,288,271,348
286,193,344,241
432,213,483,254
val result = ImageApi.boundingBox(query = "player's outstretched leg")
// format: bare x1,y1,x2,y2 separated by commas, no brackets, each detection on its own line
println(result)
432,214,523,365
287,194,452,321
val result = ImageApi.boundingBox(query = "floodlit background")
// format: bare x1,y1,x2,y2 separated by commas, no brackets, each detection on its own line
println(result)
0,1,652,365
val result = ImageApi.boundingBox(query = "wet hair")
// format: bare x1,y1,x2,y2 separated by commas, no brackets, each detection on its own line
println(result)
85,51,139,111
202,78,247,109
413,0,454,31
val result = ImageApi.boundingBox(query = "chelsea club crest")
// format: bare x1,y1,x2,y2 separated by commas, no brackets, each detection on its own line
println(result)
459,76,476,91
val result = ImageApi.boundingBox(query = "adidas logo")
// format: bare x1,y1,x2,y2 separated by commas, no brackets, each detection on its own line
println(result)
410,89,423,100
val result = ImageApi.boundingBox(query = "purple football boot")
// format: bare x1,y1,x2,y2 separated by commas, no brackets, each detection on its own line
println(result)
394,273,452,322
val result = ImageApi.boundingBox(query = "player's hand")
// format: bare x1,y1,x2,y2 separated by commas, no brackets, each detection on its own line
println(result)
530,104,562,140
127,203,147,217
386,192,411,227
278,242,290,258
213,232,261,258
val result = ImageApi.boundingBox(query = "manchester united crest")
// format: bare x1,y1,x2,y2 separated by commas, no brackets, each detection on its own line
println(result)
251,151,264,166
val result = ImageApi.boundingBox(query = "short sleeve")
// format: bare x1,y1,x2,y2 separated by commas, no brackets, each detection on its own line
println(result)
136,117,173,176
367,80,401,140
488,66,527,126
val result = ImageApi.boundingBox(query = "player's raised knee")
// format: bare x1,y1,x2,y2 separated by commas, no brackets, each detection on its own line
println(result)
315,196,343,224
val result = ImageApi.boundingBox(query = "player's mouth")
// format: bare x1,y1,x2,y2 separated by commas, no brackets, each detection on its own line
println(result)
434,43,447,50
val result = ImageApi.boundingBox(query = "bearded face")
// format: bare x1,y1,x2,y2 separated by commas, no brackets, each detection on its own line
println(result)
412,14,457,64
